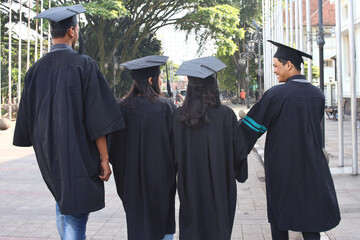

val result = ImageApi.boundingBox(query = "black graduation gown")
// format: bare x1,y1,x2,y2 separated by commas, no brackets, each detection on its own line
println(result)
109,96,176,240
240,75,341,232
13,45,125,215
172,105,248,240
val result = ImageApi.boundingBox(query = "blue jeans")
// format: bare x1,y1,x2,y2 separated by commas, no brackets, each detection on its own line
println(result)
162,234,174,240
56,203,89,240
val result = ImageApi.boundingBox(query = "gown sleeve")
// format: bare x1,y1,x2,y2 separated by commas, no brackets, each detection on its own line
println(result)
83,60,125,141
233,114,248,183
240,90,279,153
13,74,32,147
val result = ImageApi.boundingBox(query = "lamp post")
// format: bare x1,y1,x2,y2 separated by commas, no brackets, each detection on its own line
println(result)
239,32,262,108
317,0,325,147
252,20,263,97
239,43,255,109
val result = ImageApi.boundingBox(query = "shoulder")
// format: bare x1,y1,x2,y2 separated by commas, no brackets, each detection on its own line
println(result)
258,84,288,103
219,104,236,115
209,105,237,120
308,84,325,98
158,97,176,110
265,84,286,96
69,53,97,67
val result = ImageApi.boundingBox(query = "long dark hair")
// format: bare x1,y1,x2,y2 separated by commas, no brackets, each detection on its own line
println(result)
179,75,221,127
121,66,162,108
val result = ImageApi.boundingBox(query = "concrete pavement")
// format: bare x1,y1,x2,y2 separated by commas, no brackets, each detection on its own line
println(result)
0,101,359,239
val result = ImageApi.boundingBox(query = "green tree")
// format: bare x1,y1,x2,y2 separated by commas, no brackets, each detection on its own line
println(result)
176,4,245,56
2,0,251,99
304,61,320,82
217,0,262,97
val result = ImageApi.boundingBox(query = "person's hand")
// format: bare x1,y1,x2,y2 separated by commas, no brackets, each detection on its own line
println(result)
99,159,112,181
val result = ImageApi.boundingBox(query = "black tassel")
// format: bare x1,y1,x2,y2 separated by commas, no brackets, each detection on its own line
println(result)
166,64,173,97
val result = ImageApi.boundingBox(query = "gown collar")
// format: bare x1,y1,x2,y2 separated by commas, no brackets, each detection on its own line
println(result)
286,74,309,83
50,44,74,52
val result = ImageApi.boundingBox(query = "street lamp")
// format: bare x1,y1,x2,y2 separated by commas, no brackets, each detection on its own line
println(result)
252,20,263,97
317,0,325,147
239,44,256,109
238,31,262,109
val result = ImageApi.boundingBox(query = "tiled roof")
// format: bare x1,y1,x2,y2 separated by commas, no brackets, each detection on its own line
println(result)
284,0,335,26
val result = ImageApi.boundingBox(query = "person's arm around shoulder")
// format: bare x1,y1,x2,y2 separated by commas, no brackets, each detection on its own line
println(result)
96,136,112,181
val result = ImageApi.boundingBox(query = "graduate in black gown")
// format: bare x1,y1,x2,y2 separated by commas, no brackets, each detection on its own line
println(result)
172,56,248,240
13,4,125,239
109,56,176,240
240,40,340,240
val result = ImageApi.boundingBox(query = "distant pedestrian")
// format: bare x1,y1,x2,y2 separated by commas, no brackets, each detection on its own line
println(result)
173,56,248,240
109,56,176,240
175,91,184,105
255,90,259,101
13,5,125,240
240,89,246,105
240,40,340,240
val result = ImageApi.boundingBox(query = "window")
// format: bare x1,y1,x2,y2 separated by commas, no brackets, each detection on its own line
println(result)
324,60,333,67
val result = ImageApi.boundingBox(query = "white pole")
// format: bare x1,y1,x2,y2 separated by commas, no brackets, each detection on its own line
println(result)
279,0,284,43
270,0,273,87
0,5,2,119
8,0,13,121
27,0,31,70
299,0,303,50
285,0,289,45
264,0,269,91
35,0,38,61
272,0,276,86
275,0,278,41
347,0,358,175
40,0,43,57
262,0,265,94
306,0,312,83
290,0,294,46
18,0,23,105
299,0,304,74
295,0,299,48
335,0,344,167
48,0,51,52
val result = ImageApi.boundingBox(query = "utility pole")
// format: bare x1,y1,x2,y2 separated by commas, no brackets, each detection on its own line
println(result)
317,0,325,147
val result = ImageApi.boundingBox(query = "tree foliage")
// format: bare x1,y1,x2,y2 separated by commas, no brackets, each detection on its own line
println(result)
304,61,320,81
1,0,248,99
214,0,262,95
176,4,244,56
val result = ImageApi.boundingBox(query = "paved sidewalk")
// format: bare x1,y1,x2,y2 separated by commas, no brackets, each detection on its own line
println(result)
1,101,359,239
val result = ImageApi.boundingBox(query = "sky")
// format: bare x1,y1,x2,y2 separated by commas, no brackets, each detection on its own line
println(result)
156,25,216,65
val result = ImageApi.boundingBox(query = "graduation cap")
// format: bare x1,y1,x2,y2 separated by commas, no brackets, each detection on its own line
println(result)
35,4,85,32
35,4,86,53
120,55,169,81
175,56,227,79
268,40,312,67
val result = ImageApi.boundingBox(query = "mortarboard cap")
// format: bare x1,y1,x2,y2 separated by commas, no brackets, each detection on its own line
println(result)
121,55,169,81
120,55,169,70
268,40,312,67
175,56,227,79
34,4,86,32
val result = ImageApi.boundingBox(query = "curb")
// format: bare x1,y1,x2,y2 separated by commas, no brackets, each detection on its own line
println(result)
252,143,264,166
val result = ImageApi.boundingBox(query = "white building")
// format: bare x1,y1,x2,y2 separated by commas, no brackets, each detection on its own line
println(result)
338,0,359,112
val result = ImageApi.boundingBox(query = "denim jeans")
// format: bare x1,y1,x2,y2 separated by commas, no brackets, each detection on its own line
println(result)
162,234,174,240
56,203,89,240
